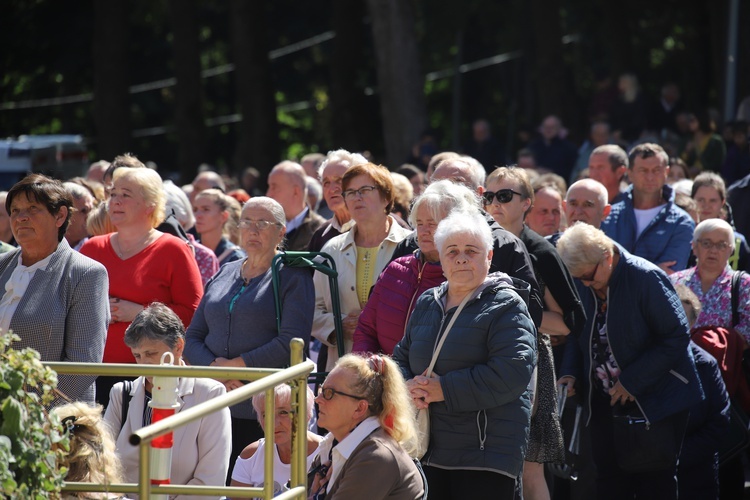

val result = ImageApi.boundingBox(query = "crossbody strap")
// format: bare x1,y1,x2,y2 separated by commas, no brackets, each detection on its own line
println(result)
425,287,479,377
732,271,745,328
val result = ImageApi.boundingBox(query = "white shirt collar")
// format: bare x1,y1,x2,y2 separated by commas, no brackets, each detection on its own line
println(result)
285,206,309,233
328,416,380,492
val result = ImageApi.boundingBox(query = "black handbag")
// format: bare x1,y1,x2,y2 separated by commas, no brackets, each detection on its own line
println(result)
612,405,679,473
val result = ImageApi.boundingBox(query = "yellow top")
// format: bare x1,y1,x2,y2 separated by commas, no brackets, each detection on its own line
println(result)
356,246,379,307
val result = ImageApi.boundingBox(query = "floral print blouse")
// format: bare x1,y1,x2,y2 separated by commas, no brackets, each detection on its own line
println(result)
669,266,750,342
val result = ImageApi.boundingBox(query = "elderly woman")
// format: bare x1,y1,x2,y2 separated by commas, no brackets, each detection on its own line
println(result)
54,402,123,498
393,210,537,499
184,196,314,477
104,303,230,497
670,219,750,342
81,167,203,408
484,167,585,500
229,385,321,497
557,223,703,500
0,174,109,403
193,188,245,266
310,354,425,499
313,163,411,370
352,180,476,356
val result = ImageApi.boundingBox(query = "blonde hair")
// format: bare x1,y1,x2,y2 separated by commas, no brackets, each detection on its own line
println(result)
253,384,316,422
335,354,417,454
557,222,614,276
54,402,123,494
112,167,166,228
86,201,116,236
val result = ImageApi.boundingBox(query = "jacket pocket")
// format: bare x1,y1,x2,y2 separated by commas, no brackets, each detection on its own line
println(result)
669,369,688,384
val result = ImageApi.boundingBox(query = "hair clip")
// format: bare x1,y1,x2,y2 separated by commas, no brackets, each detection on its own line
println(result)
62,415,80,435
368,354,385,375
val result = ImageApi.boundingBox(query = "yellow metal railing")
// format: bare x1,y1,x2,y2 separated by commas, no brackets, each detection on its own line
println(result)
46,337,314,499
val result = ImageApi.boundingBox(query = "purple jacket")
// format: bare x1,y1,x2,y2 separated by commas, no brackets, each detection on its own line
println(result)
353,253,445,355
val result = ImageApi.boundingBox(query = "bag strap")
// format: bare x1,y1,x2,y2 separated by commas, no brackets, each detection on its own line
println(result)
425,287,478,377
120,380,133,433
732,271,745,328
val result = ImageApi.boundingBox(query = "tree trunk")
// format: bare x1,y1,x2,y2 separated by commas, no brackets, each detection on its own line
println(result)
168,0,207,181
229,0,279,176
528,0,566,123
92,0,130,160
366,0,427,168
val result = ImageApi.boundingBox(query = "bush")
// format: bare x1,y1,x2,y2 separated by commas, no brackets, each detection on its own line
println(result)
0,332,68,498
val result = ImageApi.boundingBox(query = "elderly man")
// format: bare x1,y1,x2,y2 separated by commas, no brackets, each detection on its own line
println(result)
300,153,326,179
266,160,326,251
588,144,628,204
391,155,544,327
63,182,97,251
601,143,695,274
86,160,110,184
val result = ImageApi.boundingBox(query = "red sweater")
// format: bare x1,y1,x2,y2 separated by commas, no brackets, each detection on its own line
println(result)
80,233,203,363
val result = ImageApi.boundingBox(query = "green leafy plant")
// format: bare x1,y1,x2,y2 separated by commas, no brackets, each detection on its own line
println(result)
0,332,68,499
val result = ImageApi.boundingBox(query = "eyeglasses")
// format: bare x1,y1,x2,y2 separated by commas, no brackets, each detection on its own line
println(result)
696,239,731,251
483,189,523,205
342,185,378,201
576,261,600,282
238,219,281,231
317,386,364,401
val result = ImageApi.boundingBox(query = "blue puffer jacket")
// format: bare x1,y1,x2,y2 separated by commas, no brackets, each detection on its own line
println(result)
393,273,537,478
560,246,704,425
601,184,694,271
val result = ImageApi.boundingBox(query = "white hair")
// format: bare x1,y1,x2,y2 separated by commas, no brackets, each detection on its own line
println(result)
409,180,479,228
163,180,195,230
693,218,735,251
318,149,368,179
434,210,493,256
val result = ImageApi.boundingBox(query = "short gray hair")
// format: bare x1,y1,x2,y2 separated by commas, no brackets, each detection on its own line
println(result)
409,180,479,228
431,157,485,191
434,210,493,257
242,196,287,228
124,302,185,351
557,222,614,276
318,149,368,179
271,161,307,195
163,180,195,230
693,218,734,251
252,384,315,422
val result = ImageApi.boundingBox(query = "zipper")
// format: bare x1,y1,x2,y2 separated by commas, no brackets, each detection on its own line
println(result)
403,260,427,337
585,288,596,426
669,369,688,384
476,410,487,451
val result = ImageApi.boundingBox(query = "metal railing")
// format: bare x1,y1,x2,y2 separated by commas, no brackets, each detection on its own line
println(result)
46,338,314,499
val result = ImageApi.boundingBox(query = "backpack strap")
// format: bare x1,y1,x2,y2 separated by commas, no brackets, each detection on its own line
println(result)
732,271,746,328
121,380,133,433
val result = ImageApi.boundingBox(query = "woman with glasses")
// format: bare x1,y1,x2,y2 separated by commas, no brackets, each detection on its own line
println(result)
309,353,425,499
312,163,411,371
669,218,750,342
484,167,583,500
184,196,315,479
193,188,245,267
557,223,703,500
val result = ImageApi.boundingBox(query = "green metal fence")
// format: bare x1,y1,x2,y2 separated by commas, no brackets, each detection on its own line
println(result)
46,337,313,499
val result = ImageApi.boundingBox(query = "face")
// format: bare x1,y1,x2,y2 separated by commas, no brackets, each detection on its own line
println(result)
410,172,426,196
484,178,530,230
440,232,491,290
0,195,11,239
315,367,365,438
343,174,388,223
65,195,95,246
109,178,154,228
572,251,613,295
588,153,623,192
266,171,300,217
564,185,609,227
10,193,66,250
415,204,441,259
541,117,560,141
239,204,285,256
693,228,733,272
591,124,610,146
193,195,228,235
693,185,724,221
321,162,349,214
629,155,669,198
131,337,183,385
258,395,293,448
526,188,562,237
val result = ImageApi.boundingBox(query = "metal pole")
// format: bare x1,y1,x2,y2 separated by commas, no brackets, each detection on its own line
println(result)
138,441,150,499
723,0,740,121
291,339,306,489
264,387,275,499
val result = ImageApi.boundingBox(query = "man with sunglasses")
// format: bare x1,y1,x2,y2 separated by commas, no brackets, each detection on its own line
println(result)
389,155,543,327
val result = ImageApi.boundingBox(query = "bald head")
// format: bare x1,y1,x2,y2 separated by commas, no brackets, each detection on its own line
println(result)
266,161,307,220
564,179,611,228
431,157,486,194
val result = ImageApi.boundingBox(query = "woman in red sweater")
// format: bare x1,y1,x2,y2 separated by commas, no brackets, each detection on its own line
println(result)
81,166,203,408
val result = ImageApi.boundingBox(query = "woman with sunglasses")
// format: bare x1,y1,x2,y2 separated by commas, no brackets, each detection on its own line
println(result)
483,167,584,500
669,218,750,342
312,163,411,371
184,196,314,479
309,353,425,499
557,223,703,500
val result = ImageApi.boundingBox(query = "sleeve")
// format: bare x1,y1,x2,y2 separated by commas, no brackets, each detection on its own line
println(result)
230,454,256,485
162,240,204,328
184,287,215,366
102,382,125,441
352,271,386,354
617,270,692,395
492,235,544,328
311,256,340,347
59,263,110,402
178,383,232,497
656,214,695,271
241,268,315,368
392,298,420,381
737,273,750,342
440,293,538,412
534,246,586,336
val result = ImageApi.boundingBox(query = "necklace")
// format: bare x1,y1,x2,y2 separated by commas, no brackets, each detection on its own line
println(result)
115,230,155,258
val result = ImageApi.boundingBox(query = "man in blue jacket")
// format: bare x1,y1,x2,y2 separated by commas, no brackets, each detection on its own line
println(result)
601,143,694,274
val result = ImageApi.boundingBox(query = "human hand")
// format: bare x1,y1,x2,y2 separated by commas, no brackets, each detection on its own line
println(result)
308,461,332,499
557,376,576,397
223,380,244,391
657,261,677,275
109,297,144,323
406,378,430,409
609,380,635,406
408,372,444,405
342,309,362,340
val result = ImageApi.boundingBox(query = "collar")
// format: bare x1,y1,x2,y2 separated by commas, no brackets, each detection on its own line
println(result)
286,207,309,233
15,249,54,272
333,416,380,460
340,215,404,251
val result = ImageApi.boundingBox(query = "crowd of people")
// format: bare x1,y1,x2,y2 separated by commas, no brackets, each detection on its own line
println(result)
6,94,750,499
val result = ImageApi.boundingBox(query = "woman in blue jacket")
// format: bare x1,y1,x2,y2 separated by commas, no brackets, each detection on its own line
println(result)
557,223,703,500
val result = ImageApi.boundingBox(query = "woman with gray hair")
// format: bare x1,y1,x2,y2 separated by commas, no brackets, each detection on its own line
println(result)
393,210,537,499
352,180,478,355
184,196,315,477
104,302,231,498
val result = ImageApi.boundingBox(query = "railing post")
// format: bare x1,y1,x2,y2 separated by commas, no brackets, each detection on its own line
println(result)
290,338,306,491
138,441,151,498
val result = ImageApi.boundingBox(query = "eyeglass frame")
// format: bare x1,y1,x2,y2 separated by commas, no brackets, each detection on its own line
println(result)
575,259,601,283
317,386,364,401
482,189,524,205
695,238,731,251
342,185,378,201
238,219,283,231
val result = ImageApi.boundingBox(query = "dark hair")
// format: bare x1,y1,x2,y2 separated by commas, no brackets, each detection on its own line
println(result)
627,143,668,169
6,173,73,241
104,153,146,182
124,302,185,350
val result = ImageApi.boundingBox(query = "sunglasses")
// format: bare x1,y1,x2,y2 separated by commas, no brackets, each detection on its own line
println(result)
483,189,523,205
